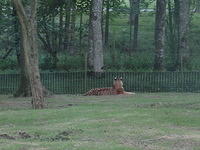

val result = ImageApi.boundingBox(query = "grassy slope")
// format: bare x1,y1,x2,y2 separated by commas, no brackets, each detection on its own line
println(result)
0,93,200,150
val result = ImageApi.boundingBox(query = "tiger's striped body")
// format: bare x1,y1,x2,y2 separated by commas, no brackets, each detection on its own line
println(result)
84,77,134,96
84,87,124,96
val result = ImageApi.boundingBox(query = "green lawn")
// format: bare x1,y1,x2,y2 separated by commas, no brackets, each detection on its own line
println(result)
0,93,200,150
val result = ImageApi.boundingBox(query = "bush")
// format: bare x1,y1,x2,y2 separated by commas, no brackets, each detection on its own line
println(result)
0,58,18,71
57,54,85,71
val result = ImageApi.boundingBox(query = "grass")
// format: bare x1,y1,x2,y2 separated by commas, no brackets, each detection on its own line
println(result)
0,93,200,150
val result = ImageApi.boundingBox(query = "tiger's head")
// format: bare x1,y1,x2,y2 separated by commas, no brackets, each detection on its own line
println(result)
113,77,124,94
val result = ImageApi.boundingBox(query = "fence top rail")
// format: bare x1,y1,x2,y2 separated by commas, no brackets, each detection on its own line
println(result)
1,71,200,75
0,71,200,76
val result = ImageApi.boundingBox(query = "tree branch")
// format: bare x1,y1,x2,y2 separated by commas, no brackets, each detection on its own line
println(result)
12,0,29,29
0,48,13,60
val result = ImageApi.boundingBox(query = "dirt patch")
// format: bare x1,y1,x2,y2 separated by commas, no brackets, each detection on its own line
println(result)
0,131,32,140
51,131,71,141
50,129,83,141
0,134,15,140
0,100,77,110
18,131,32,139
37,129,83,142
56,103,77,108
143,95,162,99
160,134,200,140
0,101,31,110
134,101,200,110
0,129,83,142
120,133,200,150
120,137,162,150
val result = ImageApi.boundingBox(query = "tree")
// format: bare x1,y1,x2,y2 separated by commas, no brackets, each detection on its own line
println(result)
12,0,45,109
154,0,166,71
129,0,140,52
104,0,110,46
88,0,104,72
68,0,77,55
178,0,191,70
195,0,200,13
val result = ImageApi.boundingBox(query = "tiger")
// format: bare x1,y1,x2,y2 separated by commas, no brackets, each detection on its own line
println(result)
84,77,135,96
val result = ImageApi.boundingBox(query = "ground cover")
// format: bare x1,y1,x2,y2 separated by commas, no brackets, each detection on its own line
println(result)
0,93,199,150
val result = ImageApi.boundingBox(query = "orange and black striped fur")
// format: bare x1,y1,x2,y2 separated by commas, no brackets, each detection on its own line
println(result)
84,77,134,96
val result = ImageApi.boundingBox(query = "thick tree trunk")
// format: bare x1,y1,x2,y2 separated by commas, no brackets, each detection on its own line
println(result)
178,0,190,70
129,0,140,52
12,0,45,109
14,51,31,97
88,0,104,72
104,0,110,46
154,0,166,71
88,4,94,69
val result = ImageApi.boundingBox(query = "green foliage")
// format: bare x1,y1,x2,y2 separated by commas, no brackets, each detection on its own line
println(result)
1,0,200,72
105,50,153,71
39,54,56,70
0,58,18,71
57,54,85,71
40,54,85,71
140,0,155,9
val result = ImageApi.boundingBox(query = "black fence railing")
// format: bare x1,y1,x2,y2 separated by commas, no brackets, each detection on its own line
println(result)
0,72,200,95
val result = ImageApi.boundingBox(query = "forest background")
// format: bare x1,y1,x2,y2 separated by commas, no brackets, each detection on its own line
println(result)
0,0,200,73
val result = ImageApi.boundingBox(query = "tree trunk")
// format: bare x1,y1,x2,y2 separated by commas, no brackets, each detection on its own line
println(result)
101,0,105,47
79,12,83,53
129,0,140,52
69,1,76,55
64,1,71,51
173,0,181,70
88,3,94,69
12,6,21,65
59,5,64,51
195,0,200,13
166,0,178,71
154,0,166,71
0,2,2,35
88,0,104,72
178,0,190,70
12,0,45,109
14,56,51,98
14,51,32,97
104,0,110,46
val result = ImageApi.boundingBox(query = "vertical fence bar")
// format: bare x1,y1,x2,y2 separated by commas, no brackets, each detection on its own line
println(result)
0,75,1,94
74,72,76,94
4,74,7,94
60,72,63,94
141,72,143,92
196,72,198,92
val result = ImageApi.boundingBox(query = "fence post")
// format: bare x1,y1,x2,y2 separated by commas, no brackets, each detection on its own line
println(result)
85,52,88,93
181,56,184,93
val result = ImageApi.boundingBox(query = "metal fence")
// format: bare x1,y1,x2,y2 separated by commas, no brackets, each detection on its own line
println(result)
0,72,200,95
